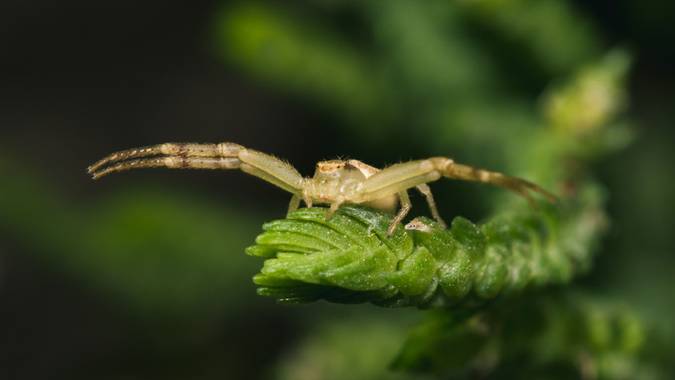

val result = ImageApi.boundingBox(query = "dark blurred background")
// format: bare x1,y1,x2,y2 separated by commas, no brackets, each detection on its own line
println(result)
1,1,673,379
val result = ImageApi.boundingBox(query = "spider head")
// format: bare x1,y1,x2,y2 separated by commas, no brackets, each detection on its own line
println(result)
309,160,369,202
314,160,355,177
313,160,365,185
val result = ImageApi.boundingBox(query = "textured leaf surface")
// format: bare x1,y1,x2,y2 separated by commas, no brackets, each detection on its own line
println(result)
247,184,605,308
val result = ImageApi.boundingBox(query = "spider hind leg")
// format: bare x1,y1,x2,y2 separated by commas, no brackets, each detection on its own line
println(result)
415,184,447,228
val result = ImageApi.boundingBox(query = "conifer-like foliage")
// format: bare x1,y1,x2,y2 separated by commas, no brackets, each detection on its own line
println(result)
249,188,604,307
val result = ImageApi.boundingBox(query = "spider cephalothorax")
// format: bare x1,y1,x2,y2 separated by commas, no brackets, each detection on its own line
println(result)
88,142,555,234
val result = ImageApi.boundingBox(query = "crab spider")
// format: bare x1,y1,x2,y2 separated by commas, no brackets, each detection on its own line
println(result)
88,142,556,235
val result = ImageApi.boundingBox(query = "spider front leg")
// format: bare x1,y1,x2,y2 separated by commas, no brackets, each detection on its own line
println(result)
357,157,556,231
88,142,307,202
388,192,412,235
88,142,246,179
88,142,245,175
432,158,557,203
360,158,555,203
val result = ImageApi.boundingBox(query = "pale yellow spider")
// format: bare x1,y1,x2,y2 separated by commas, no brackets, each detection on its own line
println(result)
88,142,556,235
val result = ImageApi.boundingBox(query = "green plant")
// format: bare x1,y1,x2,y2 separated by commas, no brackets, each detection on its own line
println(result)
249,189,604,307
216,3,667,372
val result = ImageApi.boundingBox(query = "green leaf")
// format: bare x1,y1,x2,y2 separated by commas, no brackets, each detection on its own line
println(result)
248,183,606,308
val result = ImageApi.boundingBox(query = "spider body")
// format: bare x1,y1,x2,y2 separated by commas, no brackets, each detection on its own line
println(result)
309,160,396,208
88,142,555,235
